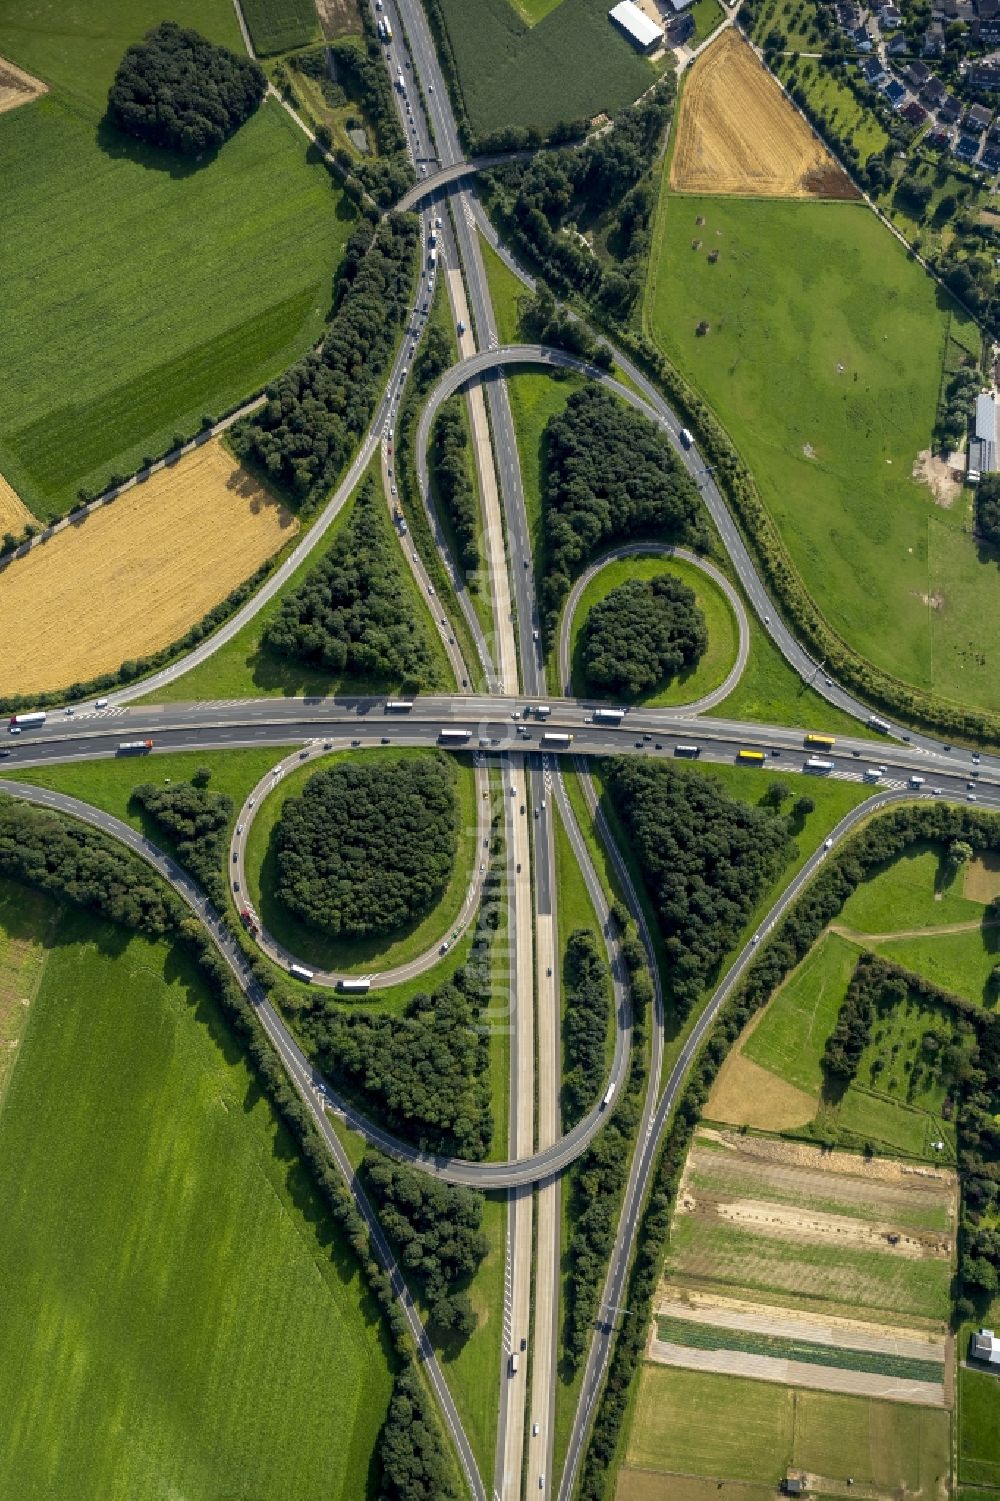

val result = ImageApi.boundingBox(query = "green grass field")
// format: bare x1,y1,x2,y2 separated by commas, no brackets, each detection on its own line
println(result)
960,1368,1000,1488
879,927,1000,1007
744,930,860,1095
0,0,351,519
506,369,585,581
777,57,890,163
142,464,454,701
690,0,725,44
241,0,319,54
243,747,477,973
646,192,998,714
627,1366,950,1494
840,843,985,933
568,554,740,705
0,891,392,1500
436,0,655,136
656,1315,943,1383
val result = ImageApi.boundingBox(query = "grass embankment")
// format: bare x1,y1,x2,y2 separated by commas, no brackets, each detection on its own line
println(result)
647,191,997,714
0,0,352,518
567,553,740,705
244,747,478,974
143,461,454,701
434,0,656,137
0,886,393,1500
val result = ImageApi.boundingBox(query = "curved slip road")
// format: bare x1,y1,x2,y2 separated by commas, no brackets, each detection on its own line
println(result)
556,542,749,710
230,740,491,989
0,775,486,1501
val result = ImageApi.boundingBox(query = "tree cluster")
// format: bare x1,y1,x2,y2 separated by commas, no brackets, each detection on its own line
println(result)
583,574,707,699
363,1150,489,1339
264,477,438,687
231,214,419,500
562,929,611,1129
976,472,1000,546
606,758,789,1016
378,1366,461,1501
542,387,706,624
431,399,480,575
302,968,491,1157
275,753,458,939
132,777,232,908
484,86,674,318
107,22,265,156
936,365,979,452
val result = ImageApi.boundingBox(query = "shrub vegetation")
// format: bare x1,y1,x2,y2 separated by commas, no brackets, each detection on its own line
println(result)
363,1151,489,1339
132,776,233,907
583,575,707,698
431,399,480,576
274,754,458,939
605,758,789,1015
976,474,1000,547
562,928,612,1129
108,22,266,155
264,477,439,686
542,387,707,624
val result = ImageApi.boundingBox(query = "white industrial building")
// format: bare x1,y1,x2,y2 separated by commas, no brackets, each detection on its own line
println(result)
609,0,665,51
970,1328,1000,1367
968,391,999,481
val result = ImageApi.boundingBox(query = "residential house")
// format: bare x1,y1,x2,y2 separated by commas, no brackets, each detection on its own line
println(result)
969,61,1000,87
922,20,946,51
966,101,994,129
921,75,947,105
939,91,963,121
954,130,982,157
903,98,929,124
904,59,933,86
854,23,875,48
885,77,909,105
879,3,903,26
888,32,908,53
969,1329,1000,1366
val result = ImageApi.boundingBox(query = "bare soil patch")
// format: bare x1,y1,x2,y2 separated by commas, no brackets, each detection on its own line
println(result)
670,31,856,199
707,1050,817,1131
913,449,961,508
697,1127,956,1190
656,1289,946,1360
315,0,362,37
0,471,39,533
964,850,1000,904
0,55,46,114
710,1196,950,1260
645,1338,946,1406
0,440,296,695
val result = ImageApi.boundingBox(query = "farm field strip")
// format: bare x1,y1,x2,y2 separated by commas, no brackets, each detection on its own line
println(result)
647,1335,946,1406
239,0,319,54
654,1314,945,1384
0,439,297,696
656,1292,947,1361
670,30,855,199
0,471,37,531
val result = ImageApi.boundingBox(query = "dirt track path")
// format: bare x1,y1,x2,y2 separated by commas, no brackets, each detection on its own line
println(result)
830,918,995,944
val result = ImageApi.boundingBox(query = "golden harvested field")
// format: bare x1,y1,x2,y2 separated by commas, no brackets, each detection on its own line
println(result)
0,55,46,115
964,851,1000,903
0,440,296,695
670,31,857,199
707,1050,816,1131
0,472,38,533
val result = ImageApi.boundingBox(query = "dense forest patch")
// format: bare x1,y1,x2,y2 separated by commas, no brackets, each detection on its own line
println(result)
274,753,458,939
583,574,707,698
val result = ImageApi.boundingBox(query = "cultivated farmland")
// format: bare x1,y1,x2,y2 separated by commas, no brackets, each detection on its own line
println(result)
240,0,320,55
646,192,997,711
434,0,655,137
670,30,855,199
621,1366,951,1500
0,895,393,1500
0,471,36,532
0,0,352,519
0,440,296,695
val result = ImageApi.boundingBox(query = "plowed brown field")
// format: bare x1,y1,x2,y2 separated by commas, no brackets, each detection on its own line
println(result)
0,440,296,695
670,31,857,199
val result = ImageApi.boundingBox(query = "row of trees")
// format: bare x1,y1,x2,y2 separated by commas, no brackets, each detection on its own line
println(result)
577,801,1000,1497
430,399,480,576
542,387,707,626
976,473,1000,545
583,574,707,699
108,22,265,157
363,1151,489,1341
562,929,612,1129
483,88,674,319
0,795,462,1498
264,477,439,686
302,968,492,1158
132,773,232,909
936,365,980,453
275,753,458,939
231,214,419,500
605,758,790,1017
